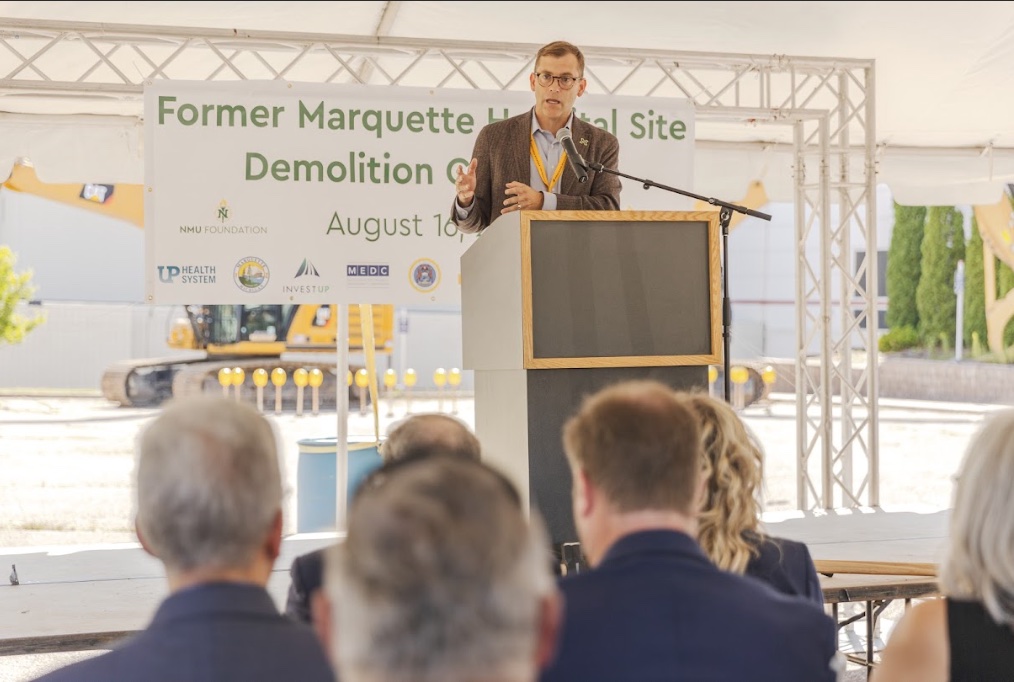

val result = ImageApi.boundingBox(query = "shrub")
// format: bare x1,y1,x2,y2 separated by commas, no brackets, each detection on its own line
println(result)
0,246,44,344
878,326,921,353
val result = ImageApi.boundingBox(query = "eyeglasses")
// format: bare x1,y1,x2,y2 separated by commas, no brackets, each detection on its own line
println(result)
534,72,581,90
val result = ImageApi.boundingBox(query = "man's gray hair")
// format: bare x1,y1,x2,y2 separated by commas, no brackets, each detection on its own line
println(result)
135,396,282,573
940,408,1014,625
380,413,481,463
327,457,553,682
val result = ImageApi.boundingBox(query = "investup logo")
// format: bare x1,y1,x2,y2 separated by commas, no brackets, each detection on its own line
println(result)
295,259,320,277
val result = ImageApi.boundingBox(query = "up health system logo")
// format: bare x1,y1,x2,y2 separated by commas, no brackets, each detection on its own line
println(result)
234,257,270,293
157,265,216,284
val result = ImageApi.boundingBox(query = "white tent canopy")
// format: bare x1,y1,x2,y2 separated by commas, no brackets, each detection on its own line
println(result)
0,1,1013,204
2,1,1004,510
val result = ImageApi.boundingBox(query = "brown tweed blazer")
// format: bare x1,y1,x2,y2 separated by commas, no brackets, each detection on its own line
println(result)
452,108,621,234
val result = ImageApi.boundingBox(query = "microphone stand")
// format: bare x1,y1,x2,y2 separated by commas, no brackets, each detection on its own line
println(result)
586,161,772,404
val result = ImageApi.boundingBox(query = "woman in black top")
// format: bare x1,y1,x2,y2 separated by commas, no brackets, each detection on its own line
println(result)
873,409,1014,682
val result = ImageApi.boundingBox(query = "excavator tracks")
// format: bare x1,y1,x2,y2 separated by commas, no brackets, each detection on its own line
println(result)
101,355,208,407
102,356,358,410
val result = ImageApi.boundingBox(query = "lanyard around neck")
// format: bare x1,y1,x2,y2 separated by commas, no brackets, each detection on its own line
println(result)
530,133,567,193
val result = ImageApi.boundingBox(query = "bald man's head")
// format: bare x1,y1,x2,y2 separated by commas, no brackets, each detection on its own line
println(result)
380,414,481,464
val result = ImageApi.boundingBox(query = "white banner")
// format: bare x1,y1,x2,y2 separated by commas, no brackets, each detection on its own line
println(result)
144,81,694,305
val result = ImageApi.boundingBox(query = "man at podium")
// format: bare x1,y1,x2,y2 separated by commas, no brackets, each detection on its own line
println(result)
452,40,622,234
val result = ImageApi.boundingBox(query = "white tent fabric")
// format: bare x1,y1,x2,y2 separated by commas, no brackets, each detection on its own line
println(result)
1,1,1013,203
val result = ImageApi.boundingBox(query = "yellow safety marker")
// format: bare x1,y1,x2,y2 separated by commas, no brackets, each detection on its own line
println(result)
253,368,268,412
433,368,447,413
293,368,309,417
355,368,369,415
448,368,462,414
217,367,233,397
271,368,287,414
383,368,398,418
308,368,324,415
730,365,749,410
231,367,245,401
403,368,417,414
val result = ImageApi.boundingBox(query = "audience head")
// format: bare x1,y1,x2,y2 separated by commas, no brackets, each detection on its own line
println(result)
684,392,765,573
940,408,1014,626
562,380,702,563
134,396,283,577
380,413,481,464
326,456,558,682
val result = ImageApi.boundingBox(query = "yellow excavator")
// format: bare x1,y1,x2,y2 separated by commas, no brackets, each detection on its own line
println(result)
3,162,395,407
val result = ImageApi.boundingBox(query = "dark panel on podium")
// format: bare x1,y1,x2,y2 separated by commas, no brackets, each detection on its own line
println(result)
529,219,712,359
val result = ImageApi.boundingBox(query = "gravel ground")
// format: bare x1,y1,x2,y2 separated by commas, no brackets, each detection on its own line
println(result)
0,391,475,547
1,391,998,548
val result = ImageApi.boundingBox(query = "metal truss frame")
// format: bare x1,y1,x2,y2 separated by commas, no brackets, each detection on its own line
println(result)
0,18,879,509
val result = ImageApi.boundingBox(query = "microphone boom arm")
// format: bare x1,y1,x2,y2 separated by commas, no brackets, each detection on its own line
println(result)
585,161,771,221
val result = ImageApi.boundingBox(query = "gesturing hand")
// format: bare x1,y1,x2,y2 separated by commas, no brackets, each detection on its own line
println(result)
501,181,543,215
455,159,478,207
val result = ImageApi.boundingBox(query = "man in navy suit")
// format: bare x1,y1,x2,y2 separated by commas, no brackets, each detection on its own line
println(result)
35,397,333,682
539,380,842,682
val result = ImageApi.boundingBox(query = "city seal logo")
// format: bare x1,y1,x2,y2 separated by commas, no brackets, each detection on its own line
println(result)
409,258,441,293
234,256,270,293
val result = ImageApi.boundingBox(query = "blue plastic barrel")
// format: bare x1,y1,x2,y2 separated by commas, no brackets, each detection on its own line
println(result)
296,437,382,532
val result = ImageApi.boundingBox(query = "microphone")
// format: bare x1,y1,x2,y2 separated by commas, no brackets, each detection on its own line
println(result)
556,128,588,184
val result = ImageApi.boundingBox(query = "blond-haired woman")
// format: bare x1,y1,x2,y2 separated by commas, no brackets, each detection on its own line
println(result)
872,410,1014,682
686,393,823,607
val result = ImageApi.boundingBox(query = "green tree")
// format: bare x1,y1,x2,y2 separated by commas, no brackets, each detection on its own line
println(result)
0,246,44,344
963,216,987,349
916,207,965,348
886,204,926,330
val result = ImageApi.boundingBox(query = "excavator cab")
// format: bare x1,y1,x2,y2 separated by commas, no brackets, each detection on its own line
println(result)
171,304,392,356
181,304,295,356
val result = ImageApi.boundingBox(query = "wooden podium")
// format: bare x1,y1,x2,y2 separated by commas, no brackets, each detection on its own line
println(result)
461,210,722,545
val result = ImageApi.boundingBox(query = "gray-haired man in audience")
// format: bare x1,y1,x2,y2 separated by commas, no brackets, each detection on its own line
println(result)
317,456,561,682
35,397,333,682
